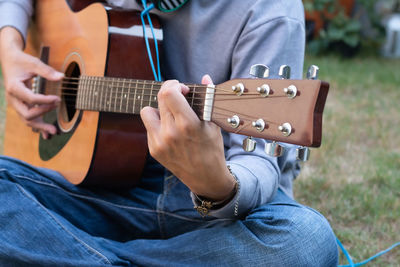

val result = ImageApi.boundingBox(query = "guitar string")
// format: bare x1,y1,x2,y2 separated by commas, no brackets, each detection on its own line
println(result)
46,77,269,94
46,82,286,98
46,89,285,99
47,81,234,94
58,103,281,126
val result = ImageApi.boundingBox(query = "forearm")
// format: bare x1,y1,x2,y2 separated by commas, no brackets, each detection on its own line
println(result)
0,0,33,43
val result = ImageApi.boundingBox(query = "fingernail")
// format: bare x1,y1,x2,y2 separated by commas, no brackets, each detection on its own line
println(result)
53,97,61,104
54,72,64,79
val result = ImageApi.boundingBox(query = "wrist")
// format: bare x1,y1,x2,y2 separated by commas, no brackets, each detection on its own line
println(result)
193,165,239,216
0,27,24,54
191,165,237,201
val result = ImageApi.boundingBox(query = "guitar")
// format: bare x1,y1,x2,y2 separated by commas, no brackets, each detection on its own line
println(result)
3,0,329,187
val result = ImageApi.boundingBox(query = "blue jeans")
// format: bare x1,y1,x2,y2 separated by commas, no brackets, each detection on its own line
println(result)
0,156,338,266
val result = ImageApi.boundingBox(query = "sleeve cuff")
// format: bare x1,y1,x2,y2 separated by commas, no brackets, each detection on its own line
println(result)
190,162,278,219
0,1,32,42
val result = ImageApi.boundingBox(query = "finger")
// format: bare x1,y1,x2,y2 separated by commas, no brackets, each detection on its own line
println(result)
140,106,161,137
157,80,177,126
29,56,64,81
201,74,214,85
11,98,58,135
10,81,60,106
160,80,196,122
26,117,57,136
41,131,49,140
14,99,57,121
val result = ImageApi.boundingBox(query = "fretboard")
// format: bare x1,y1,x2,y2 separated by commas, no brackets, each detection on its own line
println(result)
74,76,207,118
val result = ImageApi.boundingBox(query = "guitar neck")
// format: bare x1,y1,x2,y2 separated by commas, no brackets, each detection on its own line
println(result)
44,73,329,148
67,76,207,118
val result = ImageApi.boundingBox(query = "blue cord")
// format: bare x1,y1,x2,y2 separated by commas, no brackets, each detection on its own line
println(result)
140,0,161,81
337,237,400,266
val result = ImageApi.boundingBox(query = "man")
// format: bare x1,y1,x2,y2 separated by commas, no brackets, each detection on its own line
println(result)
0,0,338,265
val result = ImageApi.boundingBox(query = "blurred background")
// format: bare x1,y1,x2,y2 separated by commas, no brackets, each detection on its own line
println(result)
0,0,399,266
299,0,400,265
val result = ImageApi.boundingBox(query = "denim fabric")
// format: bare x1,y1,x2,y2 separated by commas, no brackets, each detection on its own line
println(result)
0,156,338,266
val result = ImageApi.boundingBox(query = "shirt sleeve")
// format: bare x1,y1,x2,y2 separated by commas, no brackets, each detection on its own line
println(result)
0,0,34,41
202,8,306,218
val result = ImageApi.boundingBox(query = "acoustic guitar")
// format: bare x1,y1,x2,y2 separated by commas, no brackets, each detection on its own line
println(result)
3,0,329,187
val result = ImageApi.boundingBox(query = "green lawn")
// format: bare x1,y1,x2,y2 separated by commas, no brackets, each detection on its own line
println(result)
0,55,399,265
297,54,400,266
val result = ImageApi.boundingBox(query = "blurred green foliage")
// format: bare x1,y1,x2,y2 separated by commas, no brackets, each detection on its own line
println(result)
305,0,386,56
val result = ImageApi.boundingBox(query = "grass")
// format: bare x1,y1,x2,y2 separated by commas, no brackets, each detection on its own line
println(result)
0,55,399,265
297,54,400,266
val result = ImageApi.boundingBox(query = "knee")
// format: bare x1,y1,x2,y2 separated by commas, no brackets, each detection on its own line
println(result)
287,207,339,266
245,205,338,266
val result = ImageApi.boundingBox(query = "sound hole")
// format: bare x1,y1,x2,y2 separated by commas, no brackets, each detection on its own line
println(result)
58,62,81,133
63,62,80,121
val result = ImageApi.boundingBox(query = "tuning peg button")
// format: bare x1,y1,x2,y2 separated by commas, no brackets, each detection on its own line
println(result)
243,137,257,152
257,84,270,97
250,64,270,78
232,83,245,96
278,122,292,137
252,119,266,132
296,147,310,161
307,65,319,80
227,115,241,128
265,142,285,157
279,65,291,79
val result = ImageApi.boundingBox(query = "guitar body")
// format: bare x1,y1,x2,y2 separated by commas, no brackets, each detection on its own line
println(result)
4,0,160,186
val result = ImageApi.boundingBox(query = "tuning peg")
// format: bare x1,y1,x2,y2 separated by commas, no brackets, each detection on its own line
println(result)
231,83,245,96
296,147,310,162
252,119,266,132
243,137,257,152
279,65,291,79
227,115,241,128
278,122,292,137
307,65,319,80
250,64,270,78
265,142,285,157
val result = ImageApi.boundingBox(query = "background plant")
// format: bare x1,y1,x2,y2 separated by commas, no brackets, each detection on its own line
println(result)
304,0,391,56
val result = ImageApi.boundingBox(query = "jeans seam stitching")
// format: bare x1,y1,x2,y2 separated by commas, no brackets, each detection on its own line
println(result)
14,184,112,265
10,172,217,223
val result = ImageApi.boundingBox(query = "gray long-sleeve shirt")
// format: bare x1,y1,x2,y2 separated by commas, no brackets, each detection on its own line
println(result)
0,0,305,218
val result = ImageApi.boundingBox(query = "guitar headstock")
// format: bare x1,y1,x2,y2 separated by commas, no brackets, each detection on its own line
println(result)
211,65,329,160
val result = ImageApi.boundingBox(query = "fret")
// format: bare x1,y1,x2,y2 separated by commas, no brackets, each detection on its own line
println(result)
140,80,145,112
126,79,130,112
132,80,137,114
86,76,90,110
94,77,98,110
89,76,93,110
83,76,87,109
121,79,126,112
83,77,88,109
191,85,196,108
88,77,92,110
148,80,153,107
104,78,109,111
109,78,114,112
99,77,104,111
117,78,121,112
113,78,117,112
